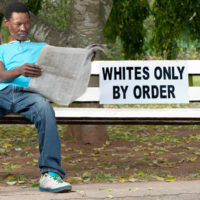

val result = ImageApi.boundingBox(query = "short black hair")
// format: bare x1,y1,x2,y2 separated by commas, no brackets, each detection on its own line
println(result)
5,1,30,20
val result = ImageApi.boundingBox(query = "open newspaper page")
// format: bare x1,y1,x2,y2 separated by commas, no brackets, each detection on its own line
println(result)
27,44,105,105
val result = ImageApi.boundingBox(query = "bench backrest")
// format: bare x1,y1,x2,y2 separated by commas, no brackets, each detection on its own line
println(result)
75,60,200,103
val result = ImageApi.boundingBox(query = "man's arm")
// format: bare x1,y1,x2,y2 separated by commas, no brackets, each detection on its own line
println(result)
0,61,43,82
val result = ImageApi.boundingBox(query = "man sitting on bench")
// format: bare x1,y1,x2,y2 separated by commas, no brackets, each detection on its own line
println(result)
0,1,72,193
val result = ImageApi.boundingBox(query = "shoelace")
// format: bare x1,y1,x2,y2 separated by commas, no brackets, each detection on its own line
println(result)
51,173,63,183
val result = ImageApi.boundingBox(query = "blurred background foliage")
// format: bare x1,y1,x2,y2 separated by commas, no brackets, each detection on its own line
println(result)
105,0,200,60
1,0,200,61
104,0,150,60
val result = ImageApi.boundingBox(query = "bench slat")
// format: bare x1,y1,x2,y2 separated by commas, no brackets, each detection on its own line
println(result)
2,108,200,125
54,108,200,118
186,60,200,74
189,87,200,101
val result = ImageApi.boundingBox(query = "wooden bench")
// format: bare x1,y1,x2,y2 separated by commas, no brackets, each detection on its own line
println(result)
1,60,200,125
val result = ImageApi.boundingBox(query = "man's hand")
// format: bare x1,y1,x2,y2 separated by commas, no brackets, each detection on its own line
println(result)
18,63,43,77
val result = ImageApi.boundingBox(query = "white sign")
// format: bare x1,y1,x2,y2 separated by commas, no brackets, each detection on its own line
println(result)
99,61,189,104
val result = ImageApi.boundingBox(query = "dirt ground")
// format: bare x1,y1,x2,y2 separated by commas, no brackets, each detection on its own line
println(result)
1,124,200,185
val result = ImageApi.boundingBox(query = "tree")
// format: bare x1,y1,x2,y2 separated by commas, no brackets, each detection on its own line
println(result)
104,0,150,59
105,0,200,60
150,0,200,59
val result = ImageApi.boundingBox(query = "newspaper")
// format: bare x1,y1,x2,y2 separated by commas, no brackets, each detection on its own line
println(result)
27,44,105,105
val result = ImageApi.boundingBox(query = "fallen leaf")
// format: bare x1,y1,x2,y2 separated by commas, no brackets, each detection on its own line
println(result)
2,163,10,166
15,148,22,151
138,171,144,176
155,176,165,181
11,164,21,169
3,143,12,148
18,181,25,184
118,178,127,183
82,172,91,179
83,178,90,183
77,190,86,197
6,176,15,181
129,178,137,182
188,157,197,162
62,156,71,159
166,175,176,182
133,187,139,192
61,144,66,147
65,147,72,152
6,181,16,186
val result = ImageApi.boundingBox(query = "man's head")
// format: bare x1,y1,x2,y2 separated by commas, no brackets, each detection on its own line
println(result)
4,2,31,42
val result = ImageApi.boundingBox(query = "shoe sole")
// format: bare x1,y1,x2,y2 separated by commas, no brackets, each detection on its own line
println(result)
39,185,72,193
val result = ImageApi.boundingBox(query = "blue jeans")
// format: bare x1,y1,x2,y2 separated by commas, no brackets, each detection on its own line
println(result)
0,86,65,178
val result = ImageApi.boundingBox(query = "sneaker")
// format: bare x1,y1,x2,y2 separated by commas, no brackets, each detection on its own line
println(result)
39,172,72,192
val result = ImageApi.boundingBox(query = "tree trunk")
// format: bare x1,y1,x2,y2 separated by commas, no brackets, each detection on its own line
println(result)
29,13,70,46
67,0,112,47
65,0,113,145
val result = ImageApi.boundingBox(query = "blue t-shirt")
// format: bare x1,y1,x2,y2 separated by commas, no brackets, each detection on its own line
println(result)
0,41,47,90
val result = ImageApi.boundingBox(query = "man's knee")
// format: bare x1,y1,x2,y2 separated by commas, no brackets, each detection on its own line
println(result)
31,100,55,126
35,99,53,114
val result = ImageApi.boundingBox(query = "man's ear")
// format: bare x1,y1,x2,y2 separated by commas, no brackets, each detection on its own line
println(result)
3,17,9,28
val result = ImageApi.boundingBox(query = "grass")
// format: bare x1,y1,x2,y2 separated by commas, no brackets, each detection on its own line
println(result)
108,124,200,142
95,172,117,182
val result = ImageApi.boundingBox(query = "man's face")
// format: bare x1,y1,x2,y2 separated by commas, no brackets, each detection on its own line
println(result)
4,12,31,42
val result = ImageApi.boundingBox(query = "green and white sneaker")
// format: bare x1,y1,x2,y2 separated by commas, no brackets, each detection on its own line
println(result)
39,172,72,193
